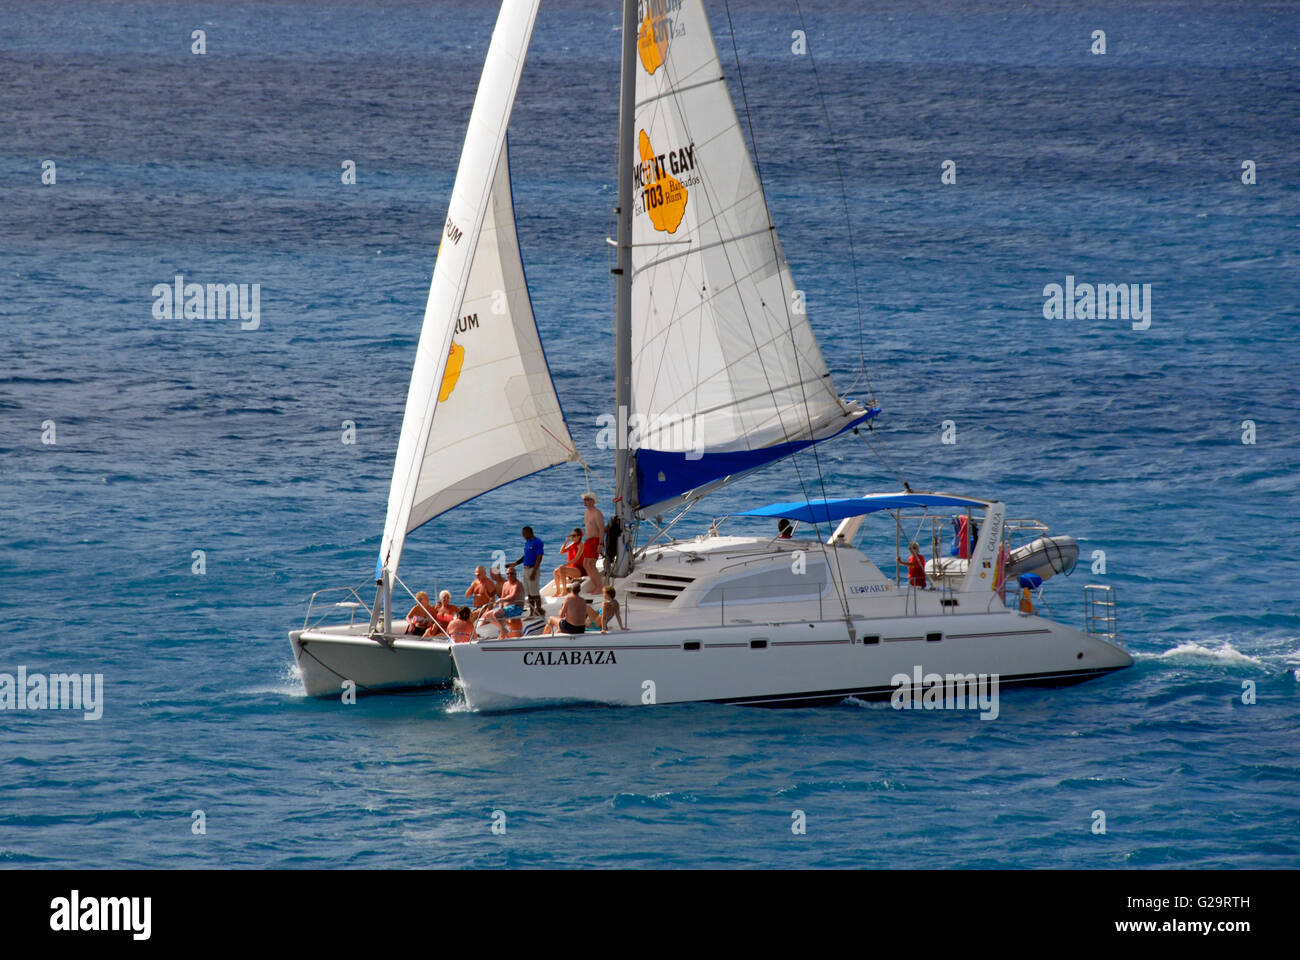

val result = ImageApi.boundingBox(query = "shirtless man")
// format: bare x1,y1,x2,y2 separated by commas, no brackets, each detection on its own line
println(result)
464,565,497,617
580,493,605,592
558,583,594,636
480,566,526,631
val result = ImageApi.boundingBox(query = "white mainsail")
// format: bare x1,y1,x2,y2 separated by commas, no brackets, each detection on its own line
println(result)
377,0,573,587
628,0,869,513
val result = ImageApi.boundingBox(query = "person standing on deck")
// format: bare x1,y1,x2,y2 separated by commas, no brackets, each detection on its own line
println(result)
580,493,605,593
896,541,927,589
513,526,545,617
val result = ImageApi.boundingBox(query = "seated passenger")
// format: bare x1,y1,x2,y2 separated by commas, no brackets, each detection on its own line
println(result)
422,591,457,638
446,606,476,643
550,527,586,594
558,583,593,636
480,566,526,629
404,591,435,635
777,518,793,539
501,618,524,639
595,585,625,633
465,565,497,616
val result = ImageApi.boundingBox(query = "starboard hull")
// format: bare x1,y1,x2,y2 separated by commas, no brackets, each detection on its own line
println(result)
449,610,1132,711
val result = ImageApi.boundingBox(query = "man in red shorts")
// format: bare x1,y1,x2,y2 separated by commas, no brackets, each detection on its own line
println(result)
581,493,605,592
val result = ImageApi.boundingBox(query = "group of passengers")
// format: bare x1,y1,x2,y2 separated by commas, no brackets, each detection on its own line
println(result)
402,494,625,642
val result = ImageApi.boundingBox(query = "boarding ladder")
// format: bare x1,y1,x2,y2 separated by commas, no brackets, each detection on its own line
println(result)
1083,584,1119,641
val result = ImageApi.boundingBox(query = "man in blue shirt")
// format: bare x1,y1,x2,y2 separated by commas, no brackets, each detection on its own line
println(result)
514,526,545,617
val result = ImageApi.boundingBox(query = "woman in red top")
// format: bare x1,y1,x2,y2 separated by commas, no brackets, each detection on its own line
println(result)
551,527,586,593
897,541,927,588
423,590,457,637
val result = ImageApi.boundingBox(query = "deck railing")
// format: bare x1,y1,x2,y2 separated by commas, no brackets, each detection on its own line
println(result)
302,584,373,631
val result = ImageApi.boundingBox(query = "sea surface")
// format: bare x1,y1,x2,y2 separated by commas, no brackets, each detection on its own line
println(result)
1,0,1298,868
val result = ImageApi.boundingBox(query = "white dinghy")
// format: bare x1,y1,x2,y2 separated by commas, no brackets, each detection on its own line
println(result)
292,0,1133,707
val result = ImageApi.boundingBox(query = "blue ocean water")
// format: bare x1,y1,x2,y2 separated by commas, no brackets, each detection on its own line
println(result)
1,0,1298,868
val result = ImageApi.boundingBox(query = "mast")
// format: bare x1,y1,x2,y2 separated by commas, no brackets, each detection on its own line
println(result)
611,0,638,577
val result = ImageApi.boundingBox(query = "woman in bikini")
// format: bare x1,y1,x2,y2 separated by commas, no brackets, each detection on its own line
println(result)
405,591,436,635
423,590,458,638
446,606,476,643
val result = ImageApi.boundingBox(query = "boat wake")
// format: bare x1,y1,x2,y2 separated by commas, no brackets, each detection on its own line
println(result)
1147,639,1266,667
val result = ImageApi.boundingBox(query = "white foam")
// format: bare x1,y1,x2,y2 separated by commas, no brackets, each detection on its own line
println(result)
239,662,307,698
1151,640,1264,667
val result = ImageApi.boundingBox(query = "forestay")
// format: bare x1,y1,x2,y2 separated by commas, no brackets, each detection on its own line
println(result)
377,0,574,585
629,0,869,513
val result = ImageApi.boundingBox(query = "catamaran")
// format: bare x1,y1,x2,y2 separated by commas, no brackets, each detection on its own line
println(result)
289,0,1132,707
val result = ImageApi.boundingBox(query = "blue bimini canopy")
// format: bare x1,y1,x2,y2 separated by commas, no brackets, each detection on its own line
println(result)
735,492,989,525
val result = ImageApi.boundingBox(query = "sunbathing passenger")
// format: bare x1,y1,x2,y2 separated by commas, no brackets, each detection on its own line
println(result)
422,590,457,638
551,527,586,593
480,566,526,631
558,583,593,636
446,606,475,643
405,591,436,635
465,565,497,617
594,585,625,634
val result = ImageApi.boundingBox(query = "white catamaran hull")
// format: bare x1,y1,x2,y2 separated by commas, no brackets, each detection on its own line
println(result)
449,610,1132,710
290,628,453,698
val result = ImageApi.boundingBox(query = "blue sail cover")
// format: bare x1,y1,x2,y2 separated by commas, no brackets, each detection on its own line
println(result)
736,492,987,525
635,408,880,510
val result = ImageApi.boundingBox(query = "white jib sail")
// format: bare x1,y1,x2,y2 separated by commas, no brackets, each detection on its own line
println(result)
378,0,573,583
629,0,864,506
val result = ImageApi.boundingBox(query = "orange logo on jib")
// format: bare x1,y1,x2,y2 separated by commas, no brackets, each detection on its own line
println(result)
637,6,670,75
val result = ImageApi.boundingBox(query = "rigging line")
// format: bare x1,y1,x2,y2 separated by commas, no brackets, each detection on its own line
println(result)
787,4,915,492
860,427,909,487
721,0,849,622
792,0,874,405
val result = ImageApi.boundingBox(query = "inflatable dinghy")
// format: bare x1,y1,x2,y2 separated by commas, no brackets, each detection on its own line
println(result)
926,535,1078,587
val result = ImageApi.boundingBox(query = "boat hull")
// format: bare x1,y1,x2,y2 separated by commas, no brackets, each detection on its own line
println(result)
449,610,1132,710
290,629,454,698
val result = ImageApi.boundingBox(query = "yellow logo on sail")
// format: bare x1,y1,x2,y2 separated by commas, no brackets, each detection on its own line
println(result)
638,130,688,234
439,341,464,401
637,7,670,75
